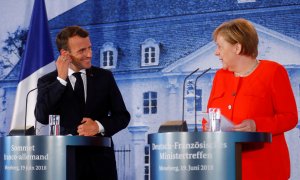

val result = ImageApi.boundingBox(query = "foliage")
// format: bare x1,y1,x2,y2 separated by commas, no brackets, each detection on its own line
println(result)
0,26,28,76
2,26,28,59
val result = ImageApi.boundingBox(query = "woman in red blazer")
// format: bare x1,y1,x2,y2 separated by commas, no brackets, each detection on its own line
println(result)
208,18,298,180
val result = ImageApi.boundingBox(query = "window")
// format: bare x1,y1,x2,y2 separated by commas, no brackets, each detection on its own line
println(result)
143,91,157,114
195,89,202,112
185,82,203,112
144,47,155,64
144,145,150,179
141,38,160,66
186,80,195,112
0,88,6,112
103,50,114,67
100,42,118,69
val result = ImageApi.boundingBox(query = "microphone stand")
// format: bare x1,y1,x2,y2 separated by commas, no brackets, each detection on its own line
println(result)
24,87,38,135
182,68,199,131
194,68,211,132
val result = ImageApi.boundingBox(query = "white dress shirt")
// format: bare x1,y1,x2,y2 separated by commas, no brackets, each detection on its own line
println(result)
57,69,104,134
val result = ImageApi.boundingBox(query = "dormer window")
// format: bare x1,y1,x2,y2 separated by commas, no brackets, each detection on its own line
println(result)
141,38,160,67
100,42,118,69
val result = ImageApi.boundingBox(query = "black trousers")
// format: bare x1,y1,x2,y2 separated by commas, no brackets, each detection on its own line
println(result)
67,146,118,180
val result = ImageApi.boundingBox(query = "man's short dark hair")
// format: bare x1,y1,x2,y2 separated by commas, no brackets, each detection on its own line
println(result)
56,26,89,52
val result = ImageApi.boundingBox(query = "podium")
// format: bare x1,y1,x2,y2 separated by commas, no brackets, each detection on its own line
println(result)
0,136,111,180
148,132,271,180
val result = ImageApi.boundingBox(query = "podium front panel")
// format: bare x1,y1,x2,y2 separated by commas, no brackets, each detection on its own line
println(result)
148,132,271,180
0,136,111,180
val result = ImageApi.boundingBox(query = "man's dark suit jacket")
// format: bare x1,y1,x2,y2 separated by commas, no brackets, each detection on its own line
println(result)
34,66,130,180
35,66,130,136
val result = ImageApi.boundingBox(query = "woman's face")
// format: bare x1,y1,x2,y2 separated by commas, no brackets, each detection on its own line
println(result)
214,35,239,71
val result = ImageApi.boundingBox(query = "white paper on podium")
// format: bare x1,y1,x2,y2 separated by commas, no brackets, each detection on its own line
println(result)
220,115,235,131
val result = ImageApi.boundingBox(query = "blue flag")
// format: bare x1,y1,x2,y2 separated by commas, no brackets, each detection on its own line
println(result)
10,0,55,131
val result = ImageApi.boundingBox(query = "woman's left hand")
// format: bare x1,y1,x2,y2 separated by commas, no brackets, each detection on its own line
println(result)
233,119,256,132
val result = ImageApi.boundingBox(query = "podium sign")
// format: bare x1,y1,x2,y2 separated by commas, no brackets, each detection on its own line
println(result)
148,132,271,180
0,136,111,180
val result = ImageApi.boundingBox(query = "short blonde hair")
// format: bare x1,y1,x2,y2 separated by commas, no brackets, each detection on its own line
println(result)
213,18,258,58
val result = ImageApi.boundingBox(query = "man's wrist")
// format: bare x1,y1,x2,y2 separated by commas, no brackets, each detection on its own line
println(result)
57,76,67,86
95,120,105,135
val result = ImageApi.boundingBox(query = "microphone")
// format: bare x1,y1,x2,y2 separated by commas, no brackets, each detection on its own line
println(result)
24,87,38,135
9,87,38,136
181,68,199,130
157,67,199,133
24,83,51,135
194,68,211,132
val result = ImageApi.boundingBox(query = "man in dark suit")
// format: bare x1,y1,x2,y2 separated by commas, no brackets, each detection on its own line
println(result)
35,26,130,180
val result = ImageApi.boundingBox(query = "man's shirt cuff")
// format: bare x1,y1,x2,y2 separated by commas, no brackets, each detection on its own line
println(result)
57,77,67,86
95,120,105,135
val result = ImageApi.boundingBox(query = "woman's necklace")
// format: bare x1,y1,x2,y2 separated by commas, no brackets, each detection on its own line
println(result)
234,60,259,77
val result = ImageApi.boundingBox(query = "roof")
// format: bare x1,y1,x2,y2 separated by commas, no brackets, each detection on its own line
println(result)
5,0,300,80
47,1,300,74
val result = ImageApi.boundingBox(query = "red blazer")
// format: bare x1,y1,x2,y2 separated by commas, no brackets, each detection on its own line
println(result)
208,60,298,180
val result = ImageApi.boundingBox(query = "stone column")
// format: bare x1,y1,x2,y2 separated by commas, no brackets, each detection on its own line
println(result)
166,76,179,120
128,106,149,180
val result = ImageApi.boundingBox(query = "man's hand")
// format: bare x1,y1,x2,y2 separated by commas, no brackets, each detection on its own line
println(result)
56,53,71,80
233,119,256,132
77,117,99,136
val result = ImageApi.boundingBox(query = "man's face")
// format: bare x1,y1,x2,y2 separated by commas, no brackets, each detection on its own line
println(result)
67,36,92,72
